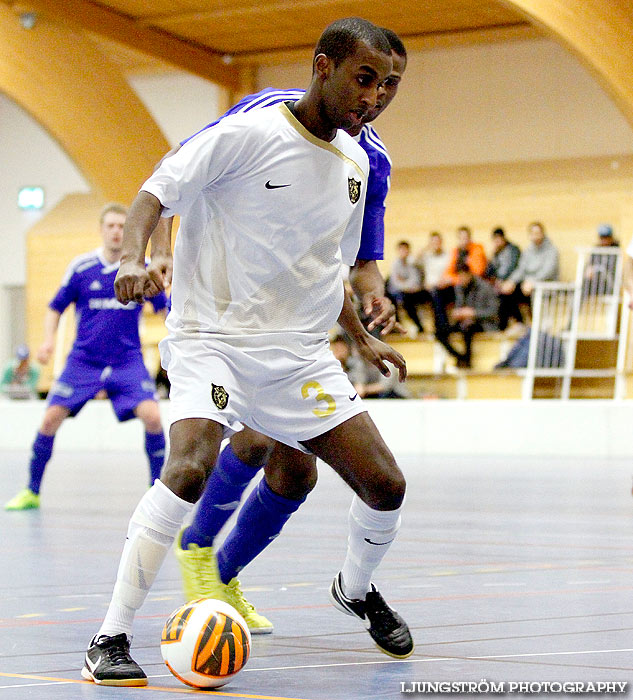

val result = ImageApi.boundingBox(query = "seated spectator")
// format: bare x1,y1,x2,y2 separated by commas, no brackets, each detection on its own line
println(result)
435,261,500,369
498,221,559,332
582,223,619,297
415,231,450,332
485,227,521,329
0,345,40,400
330,334,409,398
386,240,425,334
434,226,487,336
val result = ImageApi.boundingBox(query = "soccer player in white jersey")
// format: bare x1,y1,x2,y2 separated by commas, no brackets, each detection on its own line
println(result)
167,29,407,635
82,18,413,687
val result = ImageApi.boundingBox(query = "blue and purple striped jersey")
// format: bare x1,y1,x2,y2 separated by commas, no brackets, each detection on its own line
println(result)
182,88,391,261
50,250,168,366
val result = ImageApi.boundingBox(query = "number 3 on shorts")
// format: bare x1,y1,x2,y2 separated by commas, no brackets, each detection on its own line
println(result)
301,380,336,418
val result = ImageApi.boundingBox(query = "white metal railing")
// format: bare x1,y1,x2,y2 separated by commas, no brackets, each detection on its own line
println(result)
573,246,622,338
615,291,631,399
523,247,625,400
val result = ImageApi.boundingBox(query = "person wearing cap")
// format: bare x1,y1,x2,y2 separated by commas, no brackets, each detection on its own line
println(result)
582,224,619,299
0,345,40,400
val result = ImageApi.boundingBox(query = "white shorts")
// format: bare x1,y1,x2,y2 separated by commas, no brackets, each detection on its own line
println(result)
159,333,367,452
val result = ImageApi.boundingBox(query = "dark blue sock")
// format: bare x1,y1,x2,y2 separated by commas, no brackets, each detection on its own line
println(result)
145,431,166,484
28,432,55,494
217,478,306,584
181,443,262,549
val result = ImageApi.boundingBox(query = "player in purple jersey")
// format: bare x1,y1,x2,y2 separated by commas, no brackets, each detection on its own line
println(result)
4,204,169,511
146,29,407,633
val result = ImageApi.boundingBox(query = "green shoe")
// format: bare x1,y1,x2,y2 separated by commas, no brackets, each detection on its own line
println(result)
174,529,273,635
5,488,40,511
224,577,274,635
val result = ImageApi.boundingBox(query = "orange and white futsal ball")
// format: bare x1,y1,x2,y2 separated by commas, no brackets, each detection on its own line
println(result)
160,598,251,688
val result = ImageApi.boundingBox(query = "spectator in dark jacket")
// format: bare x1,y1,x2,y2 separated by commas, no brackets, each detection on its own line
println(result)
486,228,520,283
436,260,500,369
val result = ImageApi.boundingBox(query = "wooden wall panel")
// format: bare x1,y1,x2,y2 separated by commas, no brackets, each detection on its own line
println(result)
381,155,633,281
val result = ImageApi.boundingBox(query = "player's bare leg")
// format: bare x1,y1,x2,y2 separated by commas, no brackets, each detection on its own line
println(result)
302,412,413,658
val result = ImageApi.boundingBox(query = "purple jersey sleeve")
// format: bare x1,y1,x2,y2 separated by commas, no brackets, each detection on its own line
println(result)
356,126,391,261
181,88,306,146
49,265,81,314
150,291,168,313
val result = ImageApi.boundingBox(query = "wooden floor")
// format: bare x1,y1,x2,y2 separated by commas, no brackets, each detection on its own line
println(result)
1,449,633,699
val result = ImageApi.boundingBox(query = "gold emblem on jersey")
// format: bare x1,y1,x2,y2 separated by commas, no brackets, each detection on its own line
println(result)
348,177,361,204
211,384,229,410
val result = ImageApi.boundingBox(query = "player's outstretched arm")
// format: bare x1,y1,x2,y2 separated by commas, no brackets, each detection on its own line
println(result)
337,284,407,381
146,216,174,296
37,308,61,365
115,191,163,305
349,259,403,335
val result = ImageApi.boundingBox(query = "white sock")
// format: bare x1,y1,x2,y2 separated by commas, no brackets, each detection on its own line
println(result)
340,495,402,601
97,480,194,639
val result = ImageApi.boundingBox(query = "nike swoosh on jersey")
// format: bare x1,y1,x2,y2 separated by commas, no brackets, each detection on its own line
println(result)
364,537,395,546
349,394,358,401
265,181,291,189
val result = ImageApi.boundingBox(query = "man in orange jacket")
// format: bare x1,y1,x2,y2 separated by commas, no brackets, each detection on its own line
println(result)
431,226,487,335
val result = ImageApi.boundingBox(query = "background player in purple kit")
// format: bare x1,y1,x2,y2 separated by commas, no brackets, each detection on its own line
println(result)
5,203,169,511
145,29,408,633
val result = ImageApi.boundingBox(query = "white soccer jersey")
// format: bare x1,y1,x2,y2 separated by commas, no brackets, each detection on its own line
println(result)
142,103,369,340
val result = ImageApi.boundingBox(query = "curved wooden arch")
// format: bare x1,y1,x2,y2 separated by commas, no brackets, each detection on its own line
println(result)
0,4,169,203
504,0,633,127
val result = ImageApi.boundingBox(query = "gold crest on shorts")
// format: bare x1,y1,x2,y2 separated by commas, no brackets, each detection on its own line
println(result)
211,383,229,410
348,177,361,204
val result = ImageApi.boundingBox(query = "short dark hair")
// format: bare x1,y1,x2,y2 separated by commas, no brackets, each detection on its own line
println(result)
380,27,407,63
397,240,411,248
492,227,505,238
456,260,471,274
314,17,391,66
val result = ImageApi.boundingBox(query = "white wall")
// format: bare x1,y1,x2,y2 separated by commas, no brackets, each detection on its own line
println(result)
1,399,632,458
258,38,633,167
127,70,221,147
0,95,90,288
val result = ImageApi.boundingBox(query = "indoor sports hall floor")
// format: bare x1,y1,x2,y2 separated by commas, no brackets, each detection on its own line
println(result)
1,448,633,699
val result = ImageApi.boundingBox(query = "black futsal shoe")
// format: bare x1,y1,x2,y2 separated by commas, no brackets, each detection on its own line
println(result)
81,633,148,686
329,572,414,658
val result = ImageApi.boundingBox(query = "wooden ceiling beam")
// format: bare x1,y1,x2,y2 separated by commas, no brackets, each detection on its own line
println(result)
140,0,343,27
505,0,633,127
6,0,240,88
230,22,541,65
